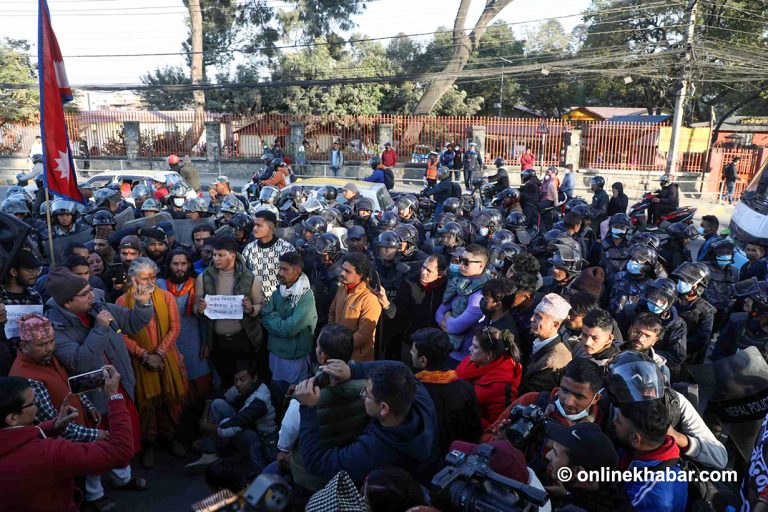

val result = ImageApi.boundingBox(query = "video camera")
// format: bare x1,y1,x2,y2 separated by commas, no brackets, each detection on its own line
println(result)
431,443,549,512
191,474,289,512
504,404,547,450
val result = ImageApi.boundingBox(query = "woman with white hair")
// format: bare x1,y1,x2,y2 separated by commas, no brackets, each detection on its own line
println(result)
116,257,188,468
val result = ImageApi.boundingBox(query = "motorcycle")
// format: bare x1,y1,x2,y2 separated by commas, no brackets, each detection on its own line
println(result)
629,191,697,229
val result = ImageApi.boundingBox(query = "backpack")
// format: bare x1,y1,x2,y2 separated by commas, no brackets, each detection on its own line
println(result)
383,168,395,190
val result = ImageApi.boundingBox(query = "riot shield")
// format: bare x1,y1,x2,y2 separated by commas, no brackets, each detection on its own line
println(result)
46,229,93,260
119,212,173,234
114,207,135,231
172,217,216,247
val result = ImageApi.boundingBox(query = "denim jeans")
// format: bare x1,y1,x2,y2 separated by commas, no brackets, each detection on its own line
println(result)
330,166,340,177
724,181,735,203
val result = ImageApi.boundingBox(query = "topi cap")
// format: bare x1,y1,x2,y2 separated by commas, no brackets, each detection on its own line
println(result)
534,293,571,321
18,313,54,342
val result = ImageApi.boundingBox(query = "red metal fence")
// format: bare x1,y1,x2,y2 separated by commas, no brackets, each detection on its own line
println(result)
0,111,741,173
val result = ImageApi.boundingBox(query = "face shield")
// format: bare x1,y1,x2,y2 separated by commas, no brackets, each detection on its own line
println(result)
607,360,666,403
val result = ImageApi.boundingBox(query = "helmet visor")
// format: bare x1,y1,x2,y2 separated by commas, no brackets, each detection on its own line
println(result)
608,360,665,403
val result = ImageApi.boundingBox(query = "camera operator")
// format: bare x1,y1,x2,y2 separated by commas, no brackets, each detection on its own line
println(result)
543,422,627,511
481,360,605,465
293,359,439,485
0,366,134,512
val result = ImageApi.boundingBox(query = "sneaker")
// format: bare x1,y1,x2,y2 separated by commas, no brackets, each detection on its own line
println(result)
185,453,219,473
85,496,116,512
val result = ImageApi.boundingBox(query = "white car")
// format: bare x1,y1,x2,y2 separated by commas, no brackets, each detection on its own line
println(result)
282,177,394,213
83,170,198,199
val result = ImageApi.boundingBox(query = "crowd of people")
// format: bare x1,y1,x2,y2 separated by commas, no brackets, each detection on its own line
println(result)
1,148,767,512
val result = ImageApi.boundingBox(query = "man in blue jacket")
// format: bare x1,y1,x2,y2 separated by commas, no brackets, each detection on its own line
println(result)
363,156,387,184
294,359,439,484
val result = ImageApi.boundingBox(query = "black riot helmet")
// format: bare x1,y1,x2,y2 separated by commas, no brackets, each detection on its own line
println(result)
628,244,658,268
302,215,328,236
671,262,710,297
504,211,528,230
355,198,374,217
606,351,666,404
489,242,523,274
259,186,280,205
494,157,505,168
376,231,401,250
500,188,520,205
337,204,353,222
369,155,381,170
378,211,400,232
631,232,661,251
439,222,465,248
318,186,338,203
521,169,537,184
435,213,456,232
590,176,605,189
442,197,462,215
548,237,584,274
609,213,631,229
481,183,496,200
309,232,342,256
319,208,342,227
394,224,419,255
472,208,503,232
92,210,116,227
230,212,255,234
666,222,699,240
491,229,515,246
642,278,677,314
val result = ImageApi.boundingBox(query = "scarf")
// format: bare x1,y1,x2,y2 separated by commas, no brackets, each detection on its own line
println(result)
345,281,362,293
442,271,491,316
125,287,186,416
415,369,458,384
420,275,447,292
166,277,195,316
279,273,311,308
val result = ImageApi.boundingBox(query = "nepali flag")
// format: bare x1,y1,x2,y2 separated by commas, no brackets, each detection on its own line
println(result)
38,0,83,203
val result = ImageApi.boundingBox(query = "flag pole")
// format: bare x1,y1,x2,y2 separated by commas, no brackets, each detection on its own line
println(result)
43,189,56,267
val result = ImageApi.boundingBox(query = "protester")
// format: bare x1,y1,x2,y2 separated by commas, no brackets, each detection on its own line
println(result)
242,210,295,300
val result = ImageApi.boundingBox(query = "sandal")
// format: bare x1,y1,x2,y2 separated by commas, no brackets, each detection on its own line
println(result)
112,476,150,492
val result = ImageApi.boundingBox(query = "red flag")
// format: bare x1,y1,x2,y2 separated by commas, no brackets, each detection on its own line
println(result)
38,0,83,203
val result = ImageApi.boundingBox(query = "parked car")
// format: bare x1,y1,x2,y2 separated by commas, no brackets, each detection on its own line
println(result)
282,178,393,213
84,170,197,198
411,144,431,164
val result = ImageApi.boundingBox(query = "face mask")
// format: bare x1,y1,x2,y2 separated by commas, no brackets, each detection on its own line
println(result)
554,390,602,421
479,227,489,237
697,226,706,235
626,260,642,275
647,302,666,315
449,263,460,274
611,228,627,238
677,281,693,295
717,255,732,268
173,197,185,207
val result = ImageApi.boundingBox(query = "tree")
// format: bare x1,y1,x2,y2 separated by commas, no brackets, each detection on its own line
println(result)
412,0,515,115
184,0,206,152
0,38,38,125
138,66,192,110
522,19,571,54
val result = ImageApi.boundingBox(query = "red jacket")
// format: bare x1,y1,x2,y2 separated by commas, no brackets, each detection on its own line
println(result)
381,148,398,168
0,398,133,512
456,355,522,428
520,153,535,170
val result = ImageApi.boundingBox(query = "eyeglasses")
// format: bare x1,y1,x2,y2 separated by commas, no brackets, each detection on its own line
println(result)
20,400,37,410
359,388,381,403
75,287,94,298
459,258,482,266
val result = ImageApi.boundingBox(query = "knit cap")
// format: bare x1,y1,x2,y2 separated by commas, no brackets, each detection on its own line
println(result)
45,267,89,305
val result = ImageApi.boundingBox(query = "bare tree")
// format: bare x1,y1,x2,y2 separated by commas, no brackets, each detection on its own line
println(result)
183,0,206,152
412,0,515,115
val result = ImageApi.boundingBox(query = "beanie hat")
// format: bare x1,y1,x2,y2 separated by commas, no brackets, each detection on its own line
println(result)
119,235,142,252
45,267,89,305
18,313,54,342
571,266,605,299
534,293,571,321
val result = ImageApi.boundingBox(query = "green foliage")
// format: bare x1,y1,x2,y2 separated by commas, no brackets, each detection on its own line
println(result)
0,38,38,125
138,66,193,110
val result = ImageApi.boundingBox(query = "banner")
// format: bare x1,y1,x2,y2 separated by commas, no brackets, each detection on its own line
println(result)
4,305,45,339
38,0,83,203
204,295,244,320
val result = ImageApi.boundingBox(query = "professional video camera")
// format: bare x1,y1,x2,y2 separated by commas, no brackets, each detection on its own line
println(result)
504,404,547,450
191,474,289,512
431,443,549,512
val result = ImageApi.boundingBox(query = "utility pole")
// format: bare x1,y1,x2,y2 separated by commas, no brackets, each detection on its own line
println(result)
665,0,698,176
498,64,504,118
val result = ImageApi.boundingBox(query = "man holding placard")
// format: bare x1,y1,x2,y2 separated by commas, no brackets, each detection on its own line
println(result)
195,236,265,387
0,250,43,376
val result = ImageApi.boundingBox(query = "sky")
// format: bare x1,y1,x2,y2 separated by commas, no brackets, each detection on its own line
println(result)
0,0,591,85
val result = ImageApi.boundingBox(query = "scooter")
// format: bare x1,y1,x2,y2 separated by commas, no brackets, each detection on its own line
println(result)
629,191,697,229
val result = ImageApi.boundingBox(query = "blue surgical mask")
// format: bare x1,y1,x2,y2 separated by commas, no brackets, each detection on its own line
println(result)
677,280,693,295
479,227,489,237
449,263,460,274
611,228,627,238
717,255,732,268
554,388,603,421
647,302,666,315
697,226,706,235
626,260,642,275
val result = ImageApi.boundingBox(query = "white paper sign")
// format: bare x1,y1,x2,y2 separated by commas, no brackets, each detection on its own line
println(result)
204,295,244,320
4,305,45,339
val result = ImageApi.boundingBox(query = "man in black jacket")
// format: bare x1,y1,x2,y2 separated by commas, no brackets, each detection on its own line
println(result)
487,158,509,195
723,156,739,204
410,328,482,453
649,174,679,224
423,167,458,217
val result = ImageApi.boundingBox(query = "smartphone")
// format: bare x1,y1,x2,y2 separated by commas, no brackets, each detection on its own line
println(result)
109,263,127,285
370,269,381,290
68,368,106,395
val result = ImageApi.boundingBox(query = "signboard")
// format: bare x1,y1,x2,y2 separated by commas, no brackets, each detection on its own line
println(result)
4,305,45,339
535,120,548,135
203,294,244,320
657,127,712,153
